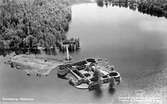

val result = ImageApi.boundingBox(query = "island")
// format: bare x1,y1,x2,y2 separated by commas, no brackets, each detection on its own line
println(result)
5,54,121,90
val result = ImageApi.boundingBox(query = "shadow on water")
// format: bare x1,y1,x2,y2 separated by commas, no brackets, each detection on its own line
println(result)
93,86,116,98
108,87,116,95
93,86,103,98
0,48,57,56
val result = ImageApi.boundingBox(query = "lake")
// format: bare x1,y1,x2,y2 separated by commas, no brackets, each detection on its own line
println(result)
1,1,167,104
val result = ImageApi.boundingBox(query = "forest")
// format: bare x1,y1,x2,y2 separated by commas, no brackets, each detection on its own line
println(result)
1,0,167,54
96,0,167,18
0,0,71,52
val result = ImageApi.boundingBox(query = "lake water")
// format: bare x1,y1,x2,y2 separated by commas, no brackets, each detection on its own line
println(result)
1,2,167,104
68,3,167,85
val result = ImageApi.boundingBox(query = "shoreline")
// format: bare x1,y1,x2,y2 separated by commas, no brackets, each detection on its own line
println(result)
6,54,64,76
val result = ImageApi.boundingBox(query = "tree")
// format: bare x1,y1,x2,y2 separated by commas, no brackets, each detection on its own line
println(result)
0,0,71,51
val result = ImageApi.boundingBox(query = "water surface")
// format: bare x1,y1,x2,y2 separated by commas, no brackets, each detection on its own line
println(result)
1,2,167,104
